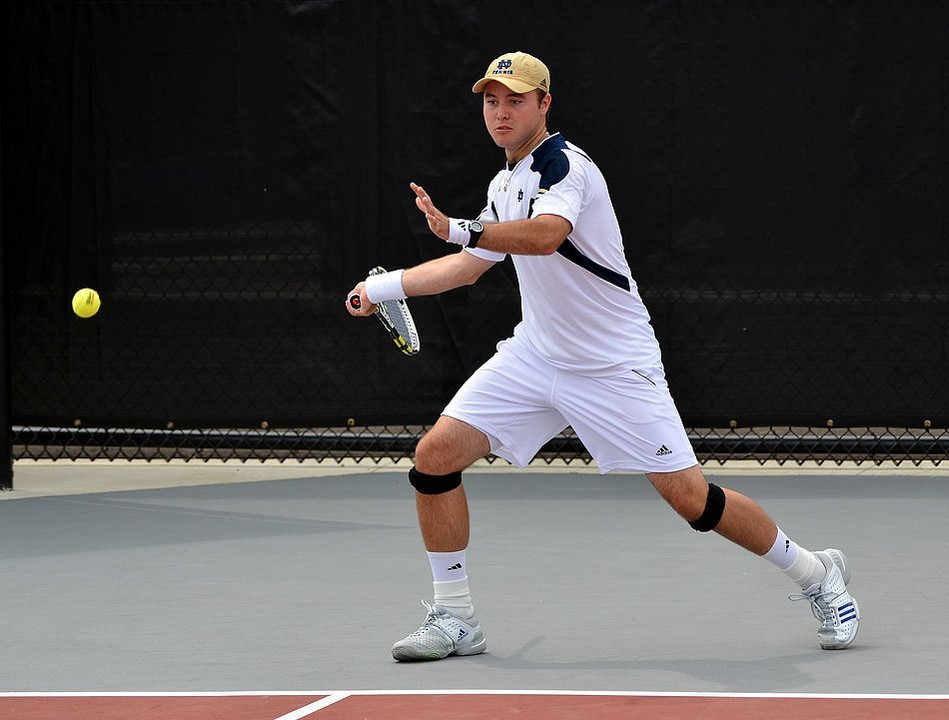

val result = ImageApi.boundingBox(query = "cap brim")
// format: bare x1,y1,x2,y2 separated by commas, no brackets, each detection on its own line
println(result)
471,76,540,94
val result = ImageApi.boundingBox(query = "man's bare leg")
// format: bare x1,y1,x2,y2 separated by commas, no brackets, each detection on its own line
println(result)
391,416,491,661
647,464,777,553
647,464,860,649
413,415,490,551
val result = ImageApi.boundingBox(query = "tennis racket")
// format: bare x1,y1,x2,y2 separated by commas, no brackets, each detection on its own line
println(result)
349,266,420,356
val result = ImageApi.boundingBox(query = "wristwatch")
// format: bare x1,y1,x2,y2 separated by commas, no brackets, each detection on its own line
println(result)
466,220,484,248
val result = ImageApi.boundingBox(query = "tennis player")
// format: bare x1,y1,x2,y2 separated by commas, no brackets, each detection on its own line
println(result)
346,51,859,661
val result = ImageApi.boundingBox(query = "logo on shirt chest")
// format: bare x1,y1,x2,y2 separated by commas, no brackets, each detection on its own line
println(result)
517,189,524,202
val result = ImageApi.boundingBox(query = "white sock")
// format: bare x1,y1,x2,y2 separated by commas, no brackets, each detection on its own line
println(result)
427,550,475,619
427,550,467,582
763,527,798,570
433,577,475,620
764,529,826,588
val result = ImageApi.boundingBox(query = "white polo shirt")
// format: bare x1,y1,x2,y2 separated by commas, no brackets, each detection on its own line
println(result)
468,133,663,376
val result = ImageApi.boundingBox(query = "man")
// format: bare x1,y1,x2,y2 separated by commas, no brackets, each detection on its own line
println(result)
345,51,859,661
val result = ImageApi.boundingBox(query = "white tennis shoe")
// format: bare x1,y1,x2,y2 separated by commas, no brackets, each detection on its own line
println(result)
790,548,860,650
391,600,486,661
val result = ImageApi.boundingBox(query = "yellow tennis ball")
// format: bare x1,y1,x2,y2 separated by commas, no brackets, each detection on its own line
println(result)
72,288,101,318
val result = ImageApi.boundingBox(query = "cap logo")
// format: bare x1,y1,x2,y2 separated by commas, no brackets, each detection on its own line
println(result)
493,59,514,75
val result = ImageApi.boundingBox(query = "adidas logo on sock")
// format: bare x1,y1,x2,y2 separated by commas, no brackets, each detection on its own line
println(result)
447,563,463,571
655,445,673,456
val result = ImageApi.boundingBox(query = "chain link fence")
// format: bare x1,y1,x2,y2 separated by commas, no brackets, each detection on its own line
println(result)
8,221,948,471
11,425,948,467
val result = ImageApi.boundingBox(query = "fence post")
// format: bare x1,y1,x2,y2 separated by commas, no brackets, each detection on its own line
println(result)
0,131,12,491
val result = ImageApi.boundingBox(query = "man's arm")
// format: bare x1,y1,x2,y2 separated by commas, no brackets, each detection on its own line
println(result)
468,214,570,256
345,250,495,317
402,250,494,297
402,249,496,296
411,182,571,256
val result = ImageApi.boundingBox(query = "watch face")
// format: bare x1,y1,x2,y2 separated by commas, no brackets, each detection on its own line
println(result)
470,220,484,233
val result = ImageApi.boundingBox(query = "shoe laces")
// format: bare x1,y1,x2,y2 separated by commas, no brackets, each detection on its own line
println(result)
789,587,843,625
408,600,445,637
420,599,440,620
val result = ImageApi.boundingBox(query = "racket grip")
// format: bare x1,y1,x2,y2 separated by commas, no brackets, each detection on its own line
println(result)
348,294,362,310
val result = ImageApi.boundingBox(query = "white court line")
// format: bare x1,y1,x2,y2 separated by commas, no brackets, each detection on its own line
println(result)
347,689,949,700
273,693,350,719
0,690,947,700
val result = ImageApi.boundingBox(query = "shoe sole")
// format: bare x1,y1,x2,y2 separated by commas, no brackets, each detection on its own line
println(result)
455,637,487,656
391,634,486,662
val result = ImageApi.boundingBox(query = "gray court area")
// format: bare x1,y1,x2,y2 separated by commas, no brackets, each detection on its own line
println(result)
1,463,947,694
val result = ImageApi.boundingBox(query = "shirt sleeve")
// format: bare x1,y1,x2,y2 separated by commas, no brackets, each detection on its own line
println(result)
464,245,506,262
478,202,498,223
529,150,586,229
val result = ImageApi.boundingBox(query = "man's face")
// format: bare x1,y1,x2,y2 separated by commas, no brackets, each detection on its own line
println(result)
482,80,549,152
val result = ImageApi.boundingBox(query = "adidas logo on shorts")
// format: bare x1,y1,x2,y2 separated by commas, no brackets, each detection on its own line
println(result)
655,445,673,456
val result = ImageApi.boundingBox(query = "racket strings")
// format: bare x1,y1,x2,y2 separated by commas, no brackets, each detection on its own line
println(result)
378,299,419,355
367,266,420,356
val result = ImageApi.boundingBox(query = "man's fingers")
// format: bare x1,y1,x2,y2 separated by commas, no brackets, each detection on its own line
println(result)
411,182,432,207
345,284,376,317
410,181,448,239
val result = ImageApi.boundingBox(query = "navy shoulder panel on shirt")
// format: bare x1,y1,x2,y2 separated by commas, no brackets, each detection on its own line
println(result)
530,134,574,192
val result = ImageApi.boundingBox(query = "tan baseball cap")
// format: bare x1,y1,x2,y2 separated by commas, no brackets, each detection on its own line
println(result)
471,51,551,94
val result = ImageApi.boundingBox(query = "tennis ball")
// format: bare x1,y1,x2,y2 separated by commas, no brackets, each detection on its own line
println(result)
72,288,101,318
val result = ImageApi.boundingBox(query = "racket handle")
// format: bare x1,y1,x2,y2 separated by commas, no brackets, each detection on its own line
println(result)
348,294,362,310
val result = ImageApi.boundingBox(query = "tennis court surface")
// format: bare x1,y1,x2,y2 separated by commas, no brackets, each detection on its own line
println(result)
2,462,947,718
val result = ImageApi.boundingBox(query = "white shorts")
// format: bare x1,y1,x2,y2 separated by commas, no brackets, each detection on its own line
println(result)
443,338,698,474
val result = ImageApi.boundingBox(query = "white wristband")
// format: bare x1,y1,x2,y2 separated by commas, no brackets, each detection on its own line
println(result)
447,218,472,246
364,269,406,304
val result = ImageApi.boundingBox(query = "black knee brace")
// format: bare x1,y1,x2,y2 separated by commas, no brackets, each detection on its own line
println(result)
408,466,463,495
689,482,726,532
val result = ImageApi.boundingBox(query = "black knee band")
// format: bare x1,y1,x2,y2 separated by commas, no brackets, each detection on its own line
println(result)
689,482,726,532
408,466,463,495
